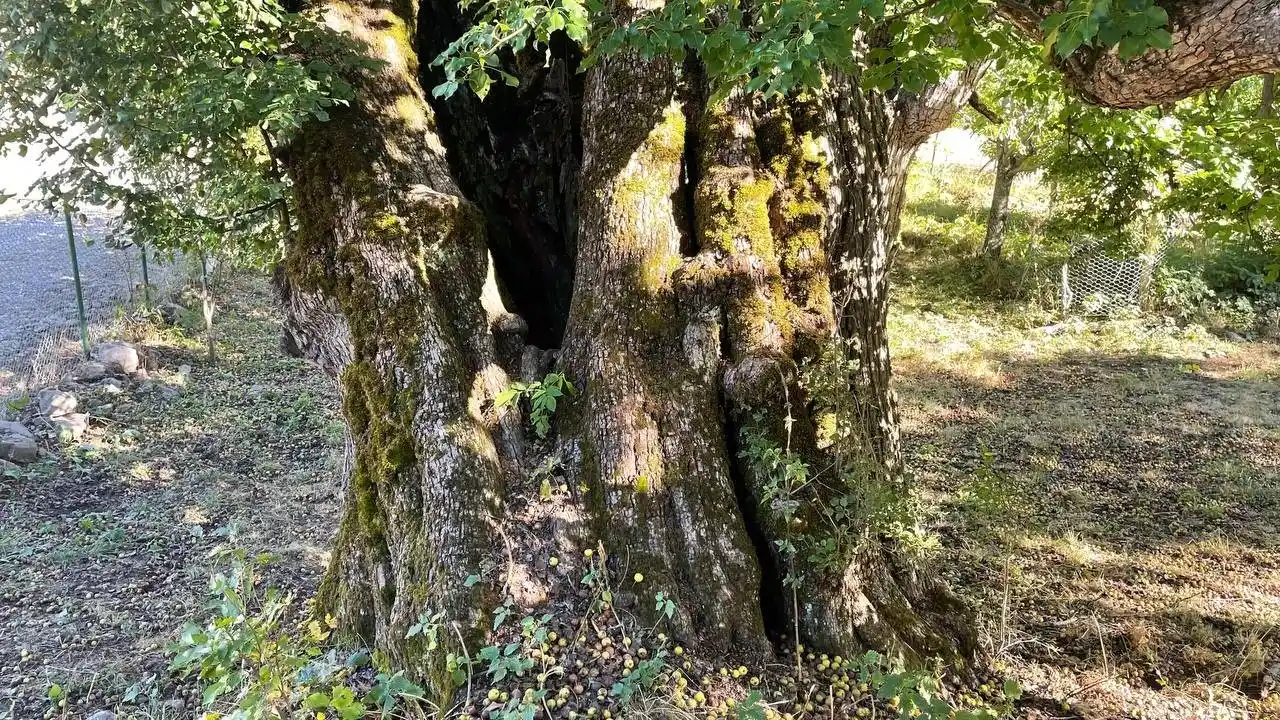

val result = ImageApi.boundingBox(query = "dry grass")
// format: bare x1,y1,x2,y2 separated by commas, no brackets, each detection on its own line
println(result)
893,261,1280,720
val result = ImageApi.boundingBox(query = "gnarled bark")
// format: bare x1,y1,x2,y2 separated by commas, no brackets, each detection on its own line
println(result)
278,0,522,686
557,47,771,653
278,0,989,697
998,0,1280,108
823,69,979,477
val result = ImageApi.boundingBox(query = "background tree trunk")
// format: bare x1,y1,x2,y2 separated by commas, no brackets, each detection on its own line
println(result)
982,139,1021,260
1261,74,1276,118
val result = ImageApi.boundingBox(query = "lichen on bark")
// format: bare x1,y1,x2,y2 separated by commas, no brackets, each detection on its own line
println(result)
558,47,771,655
279,0,521,699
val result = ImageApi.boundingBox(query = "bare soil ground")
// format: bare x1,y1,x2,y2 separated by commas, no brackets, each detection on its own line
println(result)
0,274,343,719
893,265,1280,720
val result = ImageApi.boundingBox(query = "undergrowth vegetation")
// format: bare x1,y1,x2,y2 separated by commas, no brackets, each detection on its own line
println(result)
170,541,431,719
167,337,1019,720
172,538,1020,720
901,156,1280,335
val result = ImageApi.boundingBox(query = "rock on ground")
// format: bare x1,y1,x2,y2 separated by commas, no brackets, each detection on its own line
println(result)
0,420,37,464
94,341,141,375
38,388,77,418
159,302,186,325
53,413,89,442
69,361,109,382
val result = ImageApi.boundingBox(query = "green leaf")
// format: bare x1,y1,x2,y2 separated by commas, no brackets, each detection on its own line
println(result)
1097,23,1124,47
468,71,492,99
1055,30,1085,58
1118,34,1146,59
1147,27,1173,49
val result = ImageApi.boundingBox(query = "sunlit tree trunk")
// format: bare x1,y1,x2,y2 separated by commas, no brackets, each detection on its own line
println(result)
277,0,525,687
982,138,1025,260
277,0,990,698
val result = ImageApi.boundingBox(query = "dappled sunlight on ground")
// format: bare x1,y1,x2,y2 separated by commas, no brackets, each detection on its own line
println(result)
0,274,344,715
893,274,1280,719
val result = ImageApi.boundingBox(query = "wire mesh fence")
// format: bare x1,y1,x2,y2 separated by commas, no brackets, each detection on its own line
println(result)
0,210,191,398
1059,227,1185,314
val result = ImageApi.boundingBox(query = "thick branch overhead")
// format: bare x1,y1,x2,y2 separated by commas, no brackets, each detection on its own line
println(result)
999,0,1280,108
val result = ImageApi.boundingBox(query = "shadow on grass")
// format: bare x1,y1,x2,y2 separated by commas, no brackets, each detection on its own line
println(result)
0,272,344,712
898,345,1280,716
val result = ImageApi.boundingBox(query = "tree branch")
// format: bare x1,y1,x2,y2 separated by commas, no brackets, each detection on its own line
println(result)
891,62,991,148
968,93,1002,123
998,0,1280,108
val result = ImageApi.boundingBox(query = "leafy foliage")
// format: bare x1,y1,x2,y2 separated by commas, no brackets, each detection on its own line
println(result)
496,372,575,438
947,51,1280,326
432,0,1015,100
850,650,1022,720
0,0,364,260
1040,0,1171,61
169,541,426,718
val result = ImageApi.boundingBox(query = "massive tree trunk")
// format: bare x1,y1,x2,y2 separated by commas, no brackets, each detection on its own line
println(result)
556,45,771,652
275,0,988,699
276,0,525,686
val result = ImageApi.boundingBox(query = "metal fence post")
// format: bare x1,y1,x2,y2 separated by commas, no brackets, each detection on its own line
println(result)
1060,263,1072,311
139,241,151,307
200,250,215,361
63,207,90,358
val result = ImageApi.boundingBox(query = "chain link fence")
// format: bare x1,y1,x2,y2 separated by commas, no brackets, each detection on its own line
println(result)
0,211,191,398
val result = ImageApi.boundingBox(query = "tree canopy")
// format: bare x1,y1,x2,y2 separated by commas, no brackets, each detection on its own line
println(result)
0,0,360,255
2,0,1276,245
966,45,1279,249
